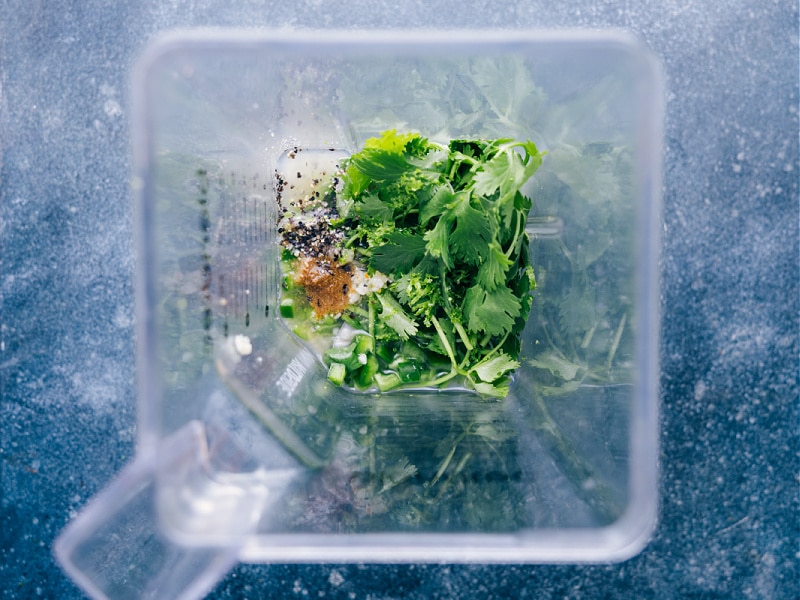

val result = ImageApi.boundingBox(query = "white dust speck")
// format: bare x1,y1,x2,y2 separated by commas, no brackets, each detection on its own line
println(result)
694,380,707,401
104,99,122,118
731,163,741,173
293,579,308,595
328,569,344,587
113,305,133,329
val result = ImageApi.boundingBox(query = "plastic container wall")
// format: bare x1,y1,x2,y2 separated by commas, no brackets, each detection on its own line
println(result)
129,29,663,563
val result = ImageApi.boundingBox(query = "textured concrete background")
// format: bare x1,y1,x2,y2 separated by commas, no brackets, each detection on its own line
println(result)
1,1,798,598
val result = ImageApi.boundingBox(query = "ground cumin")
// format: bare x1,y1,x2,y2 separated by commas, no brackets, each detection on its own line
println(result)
295,257,352,318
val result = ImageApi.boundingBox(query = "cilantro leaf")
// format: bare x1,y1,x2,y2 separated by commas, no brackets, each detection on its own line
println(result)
364,129,418,153
528,351,581,382
475,241,513,290
446,194,494,265
423,215,453,269
351,149,413,181
376,292,419,340
343,162,371,197
471,353,520,383
419,184,454,226
370,231,426,274
472,149,519,198
473,141,545,205
379,457,418,493
471,380,510,398
463,283,522,337
356,193,394,223
391,271,441,322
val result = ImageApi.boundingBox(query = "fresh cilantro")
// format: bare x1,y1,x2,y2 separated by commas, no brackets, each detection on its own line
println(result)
379,457,418,493
333,131,545,397
475,241,513,290
376,292,419,340
364,129,419,153
278,130,545,398
471,380,511,398
351,149,414,182
356,193,394,223
525,141,637,397
463,283,522,337
445,195,494,265
471,353,520,383
369,231,427,274
422,215,452,269
419,183,454,226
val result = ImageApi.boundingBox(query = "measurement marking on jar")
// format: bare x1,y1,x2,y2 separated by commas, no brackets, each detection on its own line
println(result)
276,349,315,396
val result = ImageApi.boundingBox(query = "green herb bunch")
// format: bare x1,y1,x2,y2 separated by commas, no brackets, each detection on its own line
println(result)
322,130,546,397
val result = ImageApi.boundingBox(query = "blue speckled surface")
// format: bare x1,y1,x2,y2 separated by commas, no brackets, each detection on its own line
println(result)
1,1,798,598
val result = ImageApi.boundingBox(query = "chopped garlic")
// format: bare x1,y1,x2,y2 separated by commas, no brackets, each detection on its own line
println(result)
350,266,389,299
332,323,368,348
367,270,389,293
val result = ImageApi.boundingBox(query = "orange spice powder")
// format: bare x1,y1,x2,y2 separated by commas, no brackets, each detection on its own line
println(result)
295,257,353,318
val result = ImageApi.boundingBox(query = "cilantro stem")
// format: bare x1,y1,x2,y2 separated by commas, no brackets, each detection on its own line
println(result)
448,152,479,181
341,312,365,331
430,429,469,487
430,443,456,487
480,93,518,129
580,321,598,349
478,332,510,364
605,312,627,369
437,261,474,354
454,322,474,353
504,210,524,260
369,433,376,481
557,238,576,267
433,451,472,502
343,230,364,250
368,295,376,340
431,315,457,369
425,369,459,388
349,305,370,320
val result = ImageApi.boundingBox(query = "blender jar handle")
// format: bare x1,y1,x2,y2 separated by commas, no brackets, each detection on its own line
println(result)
54,421,239,600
